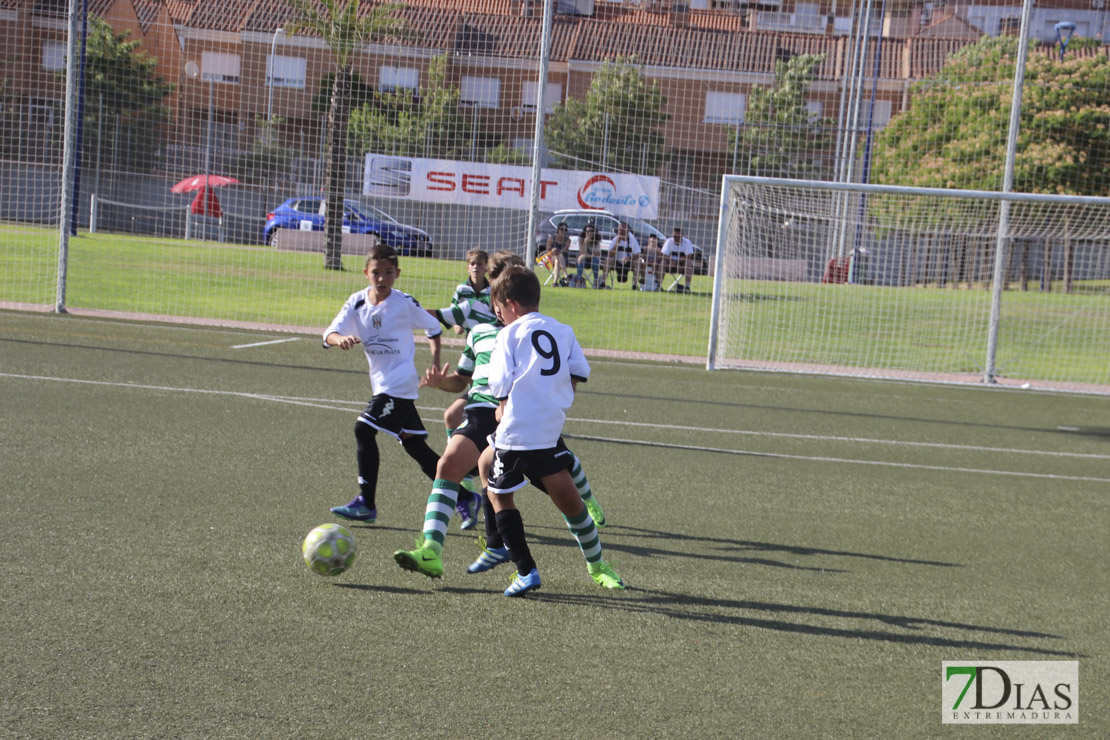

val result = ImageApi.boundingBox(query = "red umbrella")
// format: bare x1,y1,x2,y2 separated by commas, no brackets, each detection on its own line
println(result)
171,175,239,219
170,174,240,193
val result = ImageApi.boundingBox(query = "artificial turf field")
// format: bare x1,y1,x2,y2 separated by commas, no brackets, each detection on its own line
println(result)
1,310,1107,738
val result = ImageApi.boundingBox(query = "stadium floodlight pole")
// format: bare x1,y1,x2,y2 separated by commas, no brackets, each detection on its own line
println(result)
836,0,874,261
184,61,200,240
1055,21,1076,60
267,28,285,123
56,0,82,313
985,0,1035,385
204,73,214,210
525,0,555,268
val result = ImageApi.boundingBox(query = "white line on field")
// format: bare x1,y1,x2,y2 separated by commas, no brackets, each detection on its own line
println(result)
4,373,1107,479
561,433,1110,484
230,338,301,349
563,416,1110,460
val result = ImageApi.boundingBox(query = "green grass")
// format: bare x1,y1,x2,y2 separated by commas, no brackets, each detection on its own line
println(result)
1,312,1107,736
2,225,1107,382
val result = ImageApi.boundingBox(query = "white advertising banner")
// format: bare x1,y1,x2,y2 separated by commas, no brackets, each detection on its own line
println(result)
363,154,660,220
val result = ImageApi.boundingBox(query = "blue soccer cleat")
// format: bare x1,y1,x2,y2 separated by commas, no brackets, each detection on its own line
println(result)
504,568,541,597
330,495,377,523
467,544,510,573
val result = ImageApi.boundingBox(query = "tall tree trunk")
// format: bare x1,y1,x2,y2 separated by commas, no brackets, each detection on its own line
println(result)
323,69,351,270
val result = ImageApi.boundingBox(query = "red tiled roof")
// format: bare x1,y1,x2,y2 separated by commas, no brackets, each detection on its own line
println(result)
57,0,967,81
165,0,196,24
131,0,163,30
188,0,264,33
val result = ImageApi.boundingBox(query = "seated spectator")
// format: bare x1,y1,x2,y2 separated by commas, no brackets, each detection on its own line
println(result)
662,226,695,294
571,221,602,287
640,233,665,291
541,224,571,286
600,221,641,289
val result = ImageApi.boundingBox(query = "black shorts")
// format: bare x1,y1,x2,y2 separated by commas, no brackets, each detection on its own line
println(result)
488,438,575,495
358,395,427,442
451,406,497,452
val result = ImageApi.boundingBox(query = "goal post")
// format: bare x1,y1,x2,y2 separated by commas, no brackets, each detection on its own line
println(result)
708,175,1110,391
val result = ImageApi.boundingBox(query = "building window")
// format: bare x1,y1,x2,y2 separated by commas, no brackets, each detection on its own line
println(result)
461,76,501,108
521,81,562,113
806,100,823,119
379,66,418,92
704,91,745,124
267,55,306,89
868,100,893,130
201,51,241,84
42,40,66,71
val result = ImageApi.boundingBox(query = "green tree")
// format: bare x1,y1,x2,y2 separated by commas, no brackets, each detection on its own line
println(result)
347,53,476,160
871,36,1110,199
285,0,407,270
869,36,1110,291
82,17,173,173
545,56,667,174
731,53,834,179
232,116,290,186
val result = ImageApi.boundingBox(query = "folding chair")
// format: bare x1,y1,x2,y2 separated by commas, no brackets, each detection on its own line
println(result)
535,252,557,286
567,255,598,288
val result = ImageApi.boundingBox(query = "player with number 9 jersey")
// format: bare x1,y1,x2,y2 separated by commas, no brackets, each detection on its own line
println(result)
487,312,589,450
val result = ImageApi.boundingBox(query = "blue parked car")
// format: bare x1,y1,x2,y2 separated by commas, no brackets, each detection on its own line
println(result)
264,197,433,257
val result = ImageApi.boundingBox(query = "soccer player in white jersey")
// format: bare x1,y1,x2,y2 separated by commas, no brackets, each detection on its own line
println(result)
324,244,443,525
392,252,609,583
480,265,625,596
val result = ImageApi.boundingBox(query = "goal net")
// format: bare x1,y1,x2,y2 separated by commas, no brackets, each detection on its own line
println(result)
708,177,1110,390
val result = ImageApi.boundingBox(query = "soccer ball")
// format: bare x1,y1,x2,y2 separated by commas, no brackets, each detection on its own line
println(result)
302,523,357,576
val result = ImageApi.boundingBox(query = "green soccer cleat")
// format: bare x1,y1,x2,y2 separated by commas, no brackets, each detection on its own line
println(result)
587,560,625,590
393,542,444,579
584,497,606,528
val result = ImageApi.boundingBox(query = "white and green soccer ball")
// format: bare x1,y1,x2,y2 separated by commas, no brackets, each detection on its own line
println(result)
302,523,357,576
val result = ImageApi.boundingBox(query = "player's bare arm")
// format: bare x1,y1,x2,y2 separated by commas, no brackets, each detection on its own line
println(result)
427,333,441,370
421,363,467,393
326,331,360,350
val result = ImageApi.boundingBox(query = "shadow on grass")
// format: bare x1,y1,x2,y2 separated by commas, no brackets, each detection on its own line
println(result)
525,587,1082,658
510,525,847,573
483,523,961,573
1063,426,1110,440
610,525,963,568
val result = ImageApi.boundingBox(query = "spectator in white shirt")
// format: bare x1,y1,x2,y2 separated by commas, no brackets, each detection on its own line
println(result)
662,226,695,294
600,221,642,289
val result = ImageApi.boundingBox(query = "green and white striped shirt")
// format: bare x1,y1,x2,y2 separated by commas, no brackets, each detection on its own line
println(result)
435,295,497,332
456,322,501,408
452,280,490,307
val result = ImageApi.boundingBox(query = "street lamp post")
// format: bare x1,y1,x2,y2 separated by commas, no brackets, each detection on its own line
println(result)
1056,21,1076,60
267,28,285,122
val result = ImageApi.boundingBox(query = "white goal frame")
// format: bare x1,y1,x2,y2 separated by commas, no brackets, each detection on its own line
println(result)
707,176,1110,393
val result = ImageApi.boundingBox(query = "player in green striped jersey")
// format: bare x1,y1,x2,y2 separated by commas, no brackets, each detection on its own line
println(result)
427,249,495,528
450,248,490,308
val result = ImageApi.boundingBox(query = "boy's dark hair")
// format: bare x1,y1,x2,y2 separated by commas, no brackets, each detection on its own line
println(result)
488,250,526,281
366,243,399,269
491,265,540,309
466,248,489,264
